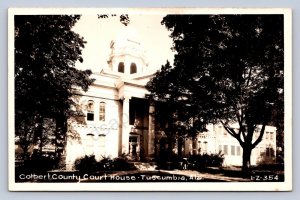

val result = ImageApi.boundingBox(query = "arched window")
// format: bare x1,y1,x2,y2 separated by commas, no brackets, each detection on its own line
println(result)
118,62,124,73
98,134,106,157
87,100,94,121
85,133,94,155
130,63,137,74
99,102,106,121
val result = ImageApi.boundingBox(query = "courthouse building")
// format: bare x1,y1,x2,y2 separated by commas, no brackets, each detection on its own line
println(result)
65,30,277,169
184,124,276,166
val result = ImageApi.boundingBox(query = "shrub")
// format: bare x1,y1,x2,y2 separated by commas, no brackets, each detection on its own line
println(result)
74,154,136,173
111,155,136,171
74,155,98,173
210,152,225,167
156,151,185,170
97,156,112,171
22,151,57,172
188,152,224,170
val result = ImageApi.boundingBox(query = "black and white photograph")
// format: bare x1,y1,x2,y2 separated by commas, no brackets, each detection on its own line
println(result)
8,8,292,191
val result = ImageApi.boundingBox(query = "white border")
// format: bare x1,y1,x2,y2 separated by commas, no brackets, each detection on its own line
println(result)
8,8,292,191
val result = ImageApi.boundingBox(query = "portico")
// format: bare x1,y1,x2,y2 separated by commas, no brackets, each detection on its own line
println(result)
116,78,156,160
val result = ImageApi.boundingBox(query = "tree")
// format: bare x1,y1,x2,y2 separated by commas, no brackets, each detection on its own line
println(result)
15,15,94,159
147,61,207,157
146,15,284,171
97,14,130,26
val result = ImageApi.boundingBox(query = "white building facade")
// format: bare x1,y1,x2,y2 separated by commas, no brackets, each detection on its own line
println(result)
183,124,276,166
65,31,277,169
65,33,156,170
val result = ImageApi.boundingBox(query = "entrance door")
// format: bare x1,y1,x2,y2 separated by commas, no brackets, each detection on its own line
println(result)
129,135,140,160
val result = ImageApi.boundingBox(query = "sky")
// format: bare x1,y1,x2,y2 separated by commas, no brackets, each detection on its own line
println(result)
72,14,175,73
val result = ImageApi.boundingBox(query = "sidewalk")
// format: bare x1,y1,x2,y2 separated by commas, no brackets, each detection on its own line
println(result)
131,161,251,182
108,168,251,182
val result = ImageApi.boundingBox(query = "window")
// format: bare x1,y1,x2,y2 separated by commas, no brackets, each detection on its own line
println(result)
130,63,137,74
270,132,274,140
236,146,241,156
129,136,138,143
85,133,94,155
231,145,235,156
198,141,202,153
99,102,106,121
224,145,228,155
266,146,275,157
203,141,208,153
87,100,94,121
118,62,124,73
270,147,275,157
266,132,269,139
99,134,106,156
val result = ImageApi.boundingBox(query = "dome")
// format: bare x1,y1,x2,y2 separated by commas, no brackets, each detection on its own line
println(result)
107,26,149,75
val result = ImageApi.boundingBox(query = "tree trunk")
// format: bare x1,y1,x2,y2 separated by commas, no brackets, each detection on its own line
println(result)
177,137,183,158
242,146,252,171
35,117,44,154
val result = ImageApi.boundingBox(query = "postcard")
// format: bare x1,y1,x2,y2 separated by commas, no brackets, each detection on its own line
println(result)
8,8,292,191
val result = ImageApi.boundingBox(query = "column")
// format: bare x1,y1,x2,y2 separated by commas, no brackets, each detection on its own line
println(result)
192,138,198,155
121,96,130,154
148,103,155,157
